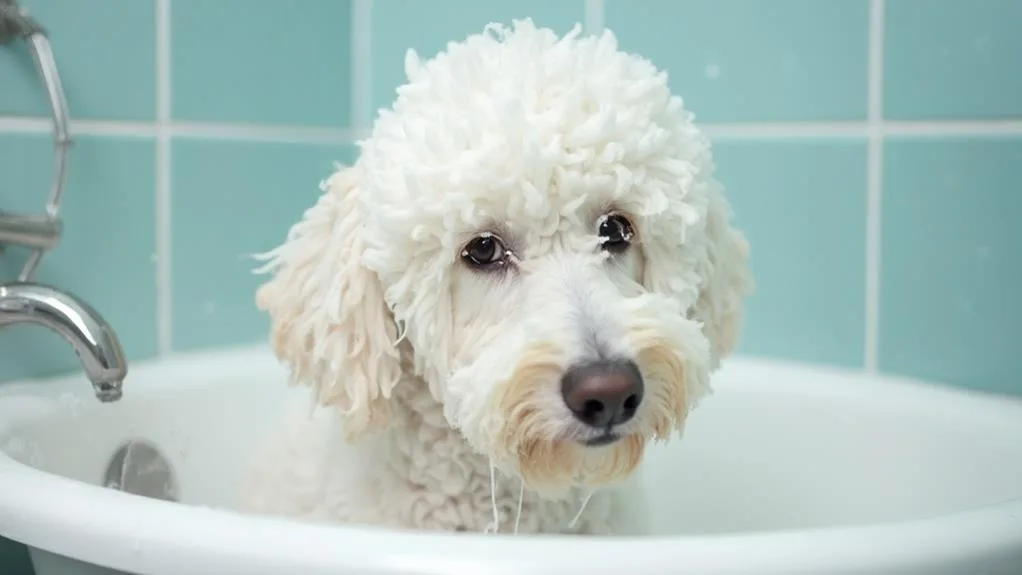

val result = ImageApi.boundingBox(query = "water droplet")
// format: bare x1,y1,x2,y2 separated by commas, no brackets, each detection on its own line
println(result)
58,392,82,418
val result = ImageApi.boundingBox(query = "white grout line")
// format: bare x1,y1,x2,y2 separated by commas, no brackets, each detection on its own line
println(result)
585,0,605,34
155,0,173,356
0,116,153,136
883,120,1022,136
864,0,885,374
171,122,361,143
352,0,373,131
4,116,1021,141
704,120,1022,139
0,116,364,143
703,122,869,139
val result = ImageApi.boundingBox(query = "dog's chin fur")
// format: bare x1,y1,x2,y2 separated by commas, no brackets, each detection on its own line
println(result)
239,19,752,535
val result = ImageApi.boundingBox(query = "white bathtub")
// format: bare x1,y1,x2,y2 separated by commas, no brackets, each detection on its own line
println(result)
0,345,1020,575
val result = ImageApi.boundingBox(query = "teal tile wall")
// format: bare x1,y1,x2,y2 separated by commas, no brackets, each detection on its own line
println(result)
170,140,355,351
606,0,869,122
0,0,155,120
879,136,1022,393
884,0,1022,119
714,138,869,368
0,1,1021,573
171,0,352,126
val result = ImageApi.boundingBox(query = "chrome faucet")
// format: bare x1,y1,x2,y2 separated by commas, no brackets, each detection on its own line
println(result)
1,0,128,402
0,283,127,402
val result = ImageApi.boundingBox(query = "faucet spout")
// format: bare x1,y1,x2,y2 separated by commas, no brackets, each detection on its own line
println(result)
0,282,127,401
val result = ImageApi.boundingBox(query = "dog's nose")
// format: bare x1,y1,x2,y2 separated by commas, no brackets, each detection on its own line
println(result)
560,359,644,428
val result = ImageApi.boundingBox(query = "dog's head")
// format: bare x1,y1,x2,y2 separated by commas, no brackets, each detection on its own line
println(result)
256,21,751,496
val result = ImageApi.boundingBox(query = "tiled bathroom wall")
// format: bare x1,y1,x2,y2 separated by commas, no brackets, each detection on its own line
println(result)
0,0,1020,572
2,0,1020,391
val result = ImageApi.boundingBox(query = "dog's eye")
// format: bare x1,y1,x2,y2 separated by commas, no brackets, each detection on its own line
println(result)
461,234,508,269
598,214,634,254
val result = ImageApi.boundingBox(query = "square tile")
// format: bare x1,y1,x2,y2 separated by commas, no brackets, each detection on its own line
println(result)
713,137,868,367
884,0,1022,119
0,0,155,120
605,0,869,123
879,137,1022,394
0,134,158,382
171,0,352,126
170,138,355,352
370,0,585,120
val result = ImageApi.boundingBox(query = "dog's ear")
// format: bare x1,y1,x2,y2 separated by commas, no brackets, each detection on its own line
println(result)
255,164,402,440
689,189,752,368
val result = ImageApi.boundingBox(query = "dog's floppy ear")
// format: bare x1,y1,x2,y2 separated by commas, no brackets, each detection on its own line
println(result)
255,164,402,440
689,188,753,369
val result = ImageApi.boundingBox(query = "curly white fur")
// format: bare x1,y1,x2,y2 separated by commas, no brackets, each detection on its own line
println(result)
238,20,752,535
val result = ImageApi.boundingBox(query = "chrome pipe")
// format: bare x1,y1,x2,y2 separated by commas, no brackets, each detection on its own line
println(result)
1,1,73,281
0,211,62,250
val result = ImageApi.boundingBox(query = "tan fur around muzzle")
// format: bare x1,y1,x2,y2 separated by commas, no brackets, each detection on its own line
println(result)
492,334,690,493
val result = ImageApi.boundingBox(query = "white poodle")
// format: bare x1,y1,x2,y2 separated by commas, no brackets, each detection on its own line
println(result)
238,20,752,536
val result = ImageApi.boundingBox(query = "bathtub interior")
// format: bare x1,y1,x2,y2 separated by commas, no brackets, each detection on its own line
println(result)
0,357,287,520
2,348,1022,540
